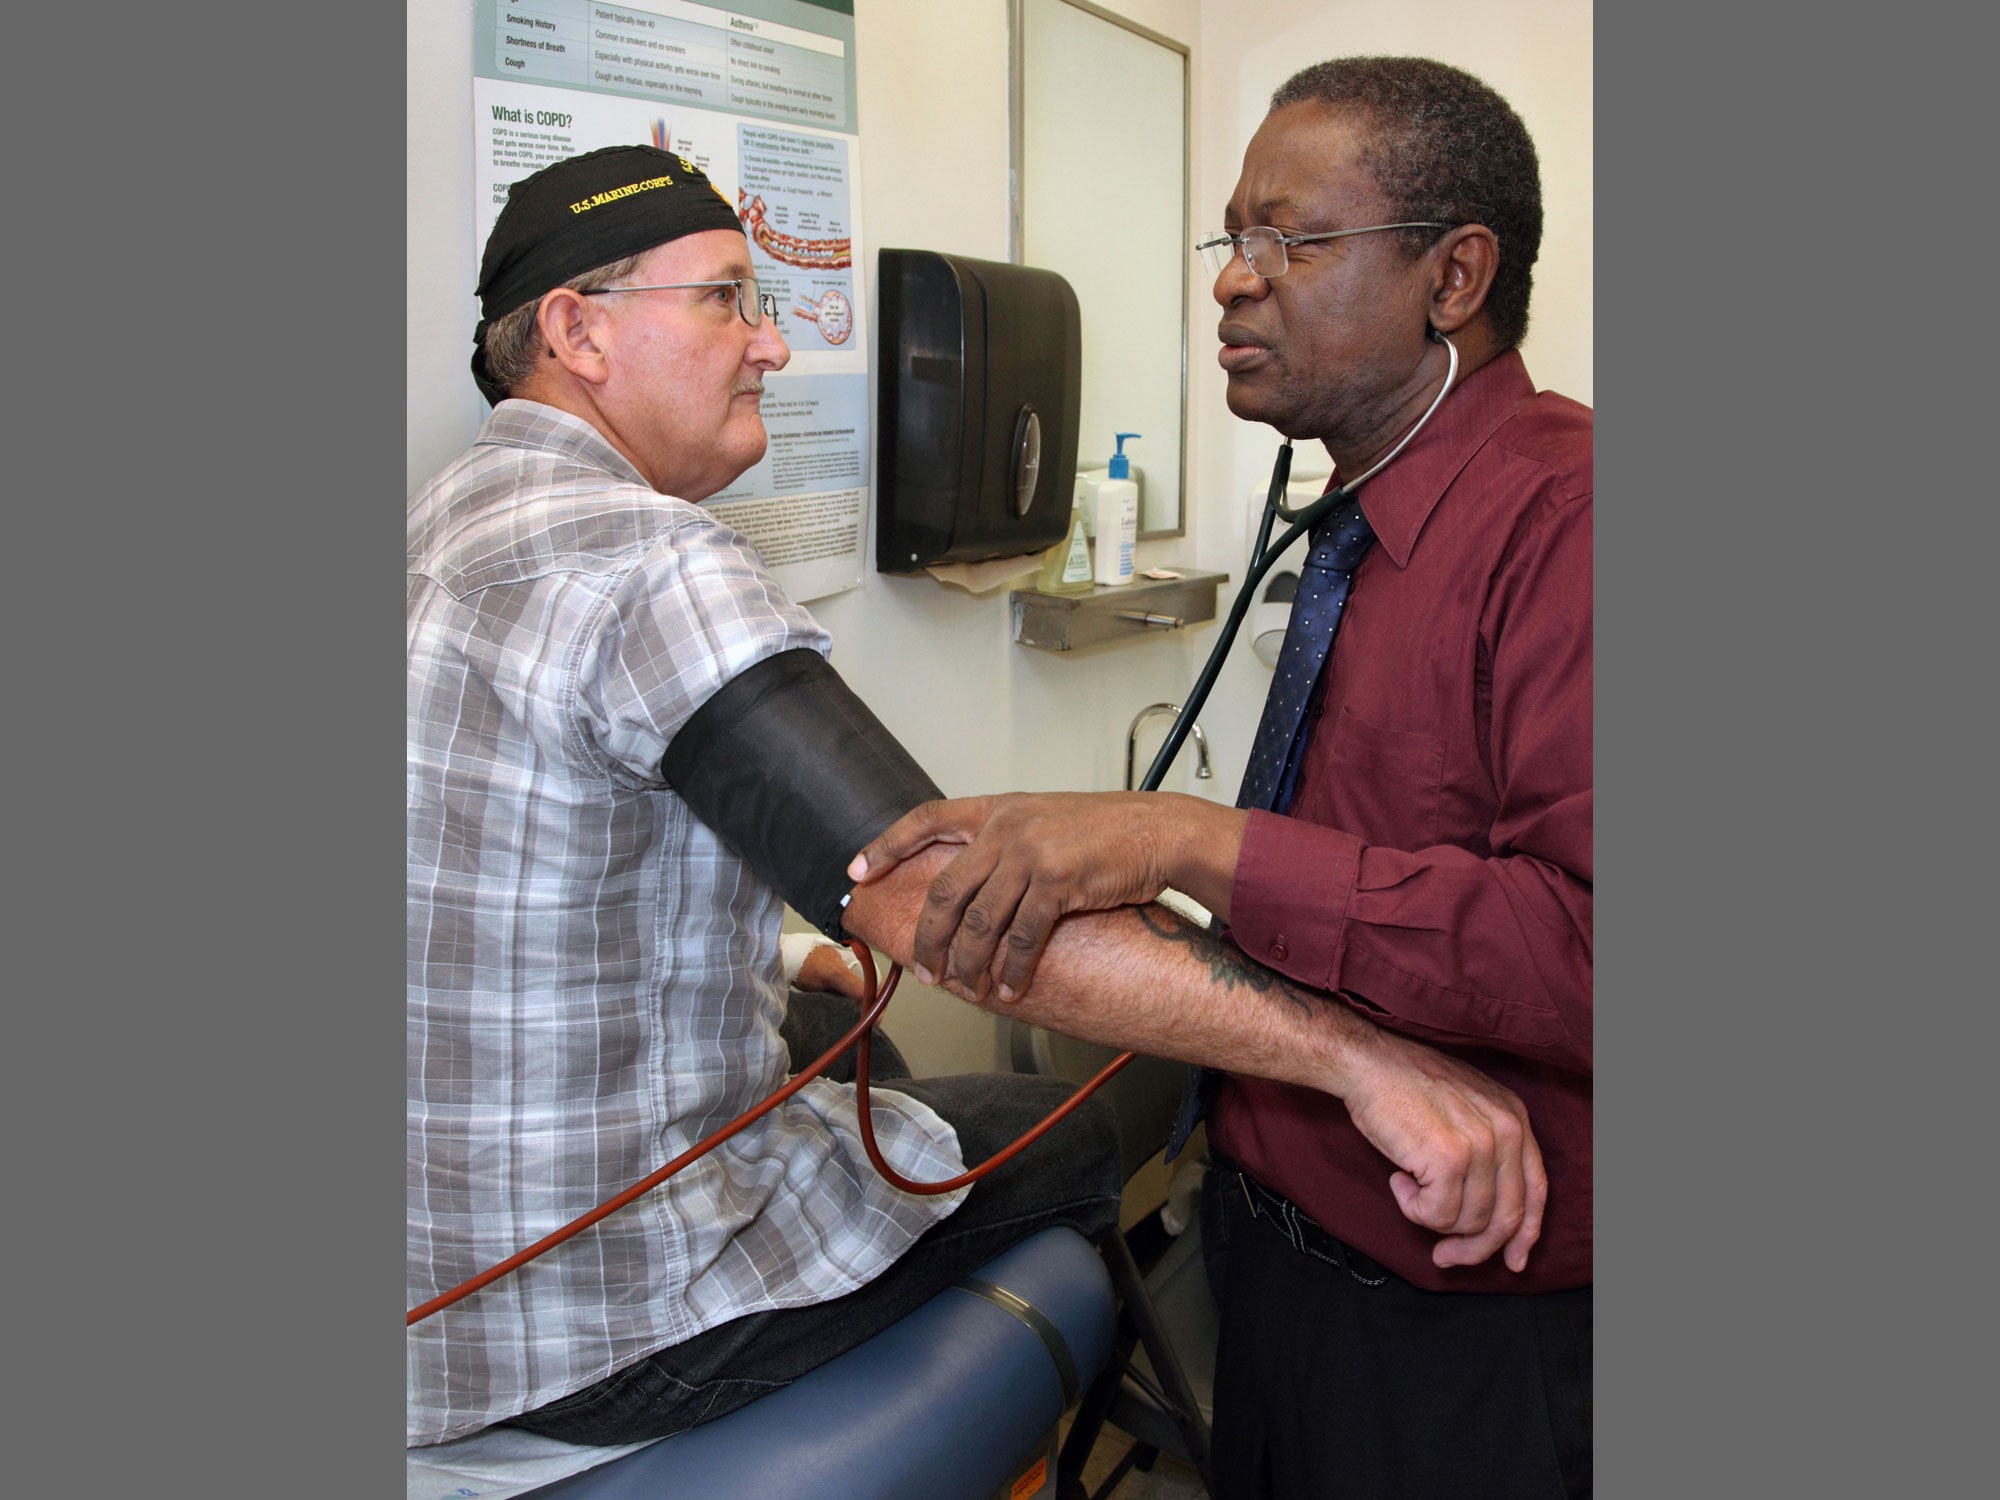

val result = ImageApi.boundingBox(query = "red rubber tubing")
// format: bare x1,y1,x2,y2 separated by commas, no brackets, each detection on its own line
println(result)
407,942,1131,1324
852,962,1132,1194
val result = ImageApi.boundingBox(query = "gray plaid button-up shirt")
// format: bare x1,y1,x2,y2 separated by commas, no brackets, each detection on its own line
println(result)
407,402,967,1446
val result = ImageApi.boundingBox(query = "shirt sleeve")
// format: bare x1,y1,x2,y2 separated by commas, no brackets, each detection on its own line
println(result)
1227,493,1593,1073
573,509,832,787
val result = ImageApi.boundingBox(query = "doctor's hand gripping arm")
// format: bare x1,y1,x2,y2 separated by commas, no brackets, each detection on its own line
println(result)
841,844,1546,1275
849,790,1249,1002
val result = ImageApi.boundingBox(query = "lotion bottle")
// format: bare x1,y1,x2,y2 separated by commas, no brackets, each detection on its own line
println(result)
1092,433,1141,586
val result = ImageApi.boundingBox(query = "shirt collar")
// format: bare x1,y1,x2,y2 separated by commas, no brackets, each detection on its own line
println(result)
477,398,654,490
1346,348,1536,569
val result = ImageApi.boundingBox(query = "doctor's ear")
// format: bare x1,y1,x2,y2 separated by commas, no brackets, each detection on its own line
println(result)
1426,224,1500,337
535,287,613,384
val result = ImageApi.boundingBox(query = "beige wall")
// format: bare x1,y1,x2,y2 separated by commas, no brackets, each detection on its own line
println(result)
406,0,1591,1077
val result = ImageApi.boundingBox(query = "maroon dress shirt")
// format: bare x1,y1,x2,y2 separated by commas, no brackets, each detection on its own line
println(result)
1210,349,1593,1294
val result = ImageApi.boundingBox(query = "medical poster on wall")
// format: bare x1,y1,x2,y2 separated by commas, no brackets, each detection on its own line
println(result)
470,0,869,604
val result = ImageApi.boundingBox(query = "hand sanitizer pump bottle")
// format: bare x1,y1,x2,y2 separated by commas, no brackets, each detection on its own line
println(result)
1037,497,1095,595
1092,433,1140,586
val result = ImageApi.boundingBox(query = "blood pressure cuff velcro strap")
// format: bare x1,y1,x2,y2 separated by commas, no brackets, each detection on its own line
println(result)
662,648,944,940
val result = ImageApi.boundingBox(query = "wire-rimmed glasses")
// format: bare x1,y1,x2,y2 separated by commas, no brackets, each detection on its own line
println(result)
1196,223,1448,279
582,277,781,327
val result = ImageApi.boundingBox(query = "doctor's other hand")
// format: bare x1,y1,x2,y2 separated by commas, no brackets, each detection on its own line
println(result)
849,792,1247,1001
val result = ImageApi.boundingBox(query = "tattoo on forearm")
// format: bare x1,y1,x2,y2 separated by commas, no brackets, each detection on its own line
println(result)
1135,905,1325,1016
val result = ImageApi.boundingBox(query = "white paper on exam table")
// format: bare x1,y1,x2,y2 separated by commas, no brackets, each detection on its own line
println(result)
406,1424,658,1500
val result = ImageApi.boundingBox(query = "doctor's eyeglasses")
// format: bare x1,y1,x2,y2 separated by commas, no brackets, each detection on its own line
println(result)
1196,222,1449,279
582,276,781,327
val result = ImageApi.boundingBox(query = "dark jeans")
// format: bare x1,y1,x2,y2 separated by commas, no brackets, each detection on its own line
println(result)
1200,1155,1592,1500
507,992,1123,1446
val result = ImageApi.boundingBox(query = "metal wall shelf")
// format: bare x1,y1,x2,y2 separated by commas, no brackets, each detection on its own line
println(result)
1010,569,1229,654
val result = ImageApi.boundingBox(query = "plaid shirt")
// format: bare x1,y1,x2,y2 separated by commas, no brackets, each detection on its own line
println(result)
407,402,967,1446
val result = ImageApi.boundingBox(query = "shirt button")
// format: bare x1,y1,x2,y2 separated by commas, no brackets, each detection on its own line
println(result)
1271,938,1289,961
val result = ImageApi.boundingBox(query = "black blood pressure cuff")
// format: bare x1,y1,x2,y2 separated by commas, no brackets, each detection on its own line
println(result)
662,648,944,940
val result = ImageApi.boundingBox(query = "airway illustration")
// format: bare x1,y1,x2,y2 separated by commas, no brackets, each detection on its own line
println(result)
739,192,853,269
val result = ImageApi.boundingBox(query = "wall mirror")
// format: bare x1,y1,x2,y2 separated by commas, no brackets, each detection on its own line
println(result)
1012,0,1189,539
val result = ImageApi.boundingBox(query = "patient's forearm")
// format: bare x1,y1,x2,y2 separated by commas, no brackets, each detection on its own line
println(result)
844,844,1379,1098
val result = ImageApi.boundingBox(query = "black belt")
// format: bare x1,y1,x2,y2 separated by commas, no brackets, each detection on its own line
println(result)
1233,1168,1393,1287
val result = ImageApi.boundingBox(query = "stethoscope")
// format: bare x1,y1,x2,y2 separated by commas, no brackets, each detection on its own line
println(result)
1135,328,1459,794
409,330,1461,1327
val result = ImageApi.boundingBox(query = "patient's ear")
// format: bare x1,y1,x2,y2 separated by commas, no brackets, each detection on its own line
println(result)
537,287,612,385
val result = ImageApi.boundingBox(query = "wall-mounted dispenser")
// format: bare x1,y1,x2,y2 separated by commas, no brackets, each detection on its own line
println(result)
1243,462,1333,662
876,248,1082,574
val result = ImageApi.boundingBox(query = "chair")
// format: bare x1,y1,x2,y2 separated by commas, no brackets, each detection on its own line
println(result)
518,1224,1116,1500
1007,1022,1219,1498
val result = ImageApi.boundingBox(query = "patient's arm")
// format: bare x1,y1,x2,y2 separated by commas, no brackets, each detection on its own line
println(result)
841,846,1548,1275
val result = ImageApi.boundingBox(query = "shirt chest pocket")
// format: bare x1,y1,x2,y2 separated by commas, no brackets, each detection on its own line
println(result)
1324,707,1446,850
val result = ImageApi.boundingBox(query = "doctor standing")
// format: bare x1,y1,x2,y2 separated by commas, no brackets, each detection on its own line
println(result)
856,56,1593,1499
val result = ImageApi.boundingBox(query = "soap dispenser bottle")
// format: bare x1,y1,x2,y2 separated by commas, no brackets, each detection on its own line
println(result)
1092,433,1141,586
1037,496,1095,595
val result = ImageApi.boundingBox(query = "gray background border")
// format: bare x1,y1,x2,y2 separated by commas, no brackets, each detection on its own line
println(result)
10,2,1984,1494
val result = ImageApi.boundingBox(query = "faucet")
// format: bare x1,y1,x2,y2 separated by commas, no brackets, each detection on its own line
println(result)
1126,702,1212,791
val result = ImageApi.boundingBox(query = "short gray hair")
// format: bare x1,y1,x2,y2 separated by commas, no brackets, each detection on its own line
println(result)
479,252,646,396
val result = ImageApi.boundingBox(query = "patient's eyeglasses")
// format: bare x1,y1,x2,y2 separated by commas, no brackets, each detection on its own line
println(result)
582,277,781,327
1196,223,1449,279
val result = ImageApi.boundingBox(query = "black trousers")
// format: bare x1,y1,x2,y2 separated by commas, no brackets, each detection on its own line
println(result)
1200,1158,1591,1499
507,992,1123,1446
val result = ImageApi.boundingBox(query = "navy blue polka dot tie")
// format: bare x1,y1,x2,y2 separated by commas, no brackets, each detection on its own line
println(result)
1166,492,1377,1164
1236,493,1376,814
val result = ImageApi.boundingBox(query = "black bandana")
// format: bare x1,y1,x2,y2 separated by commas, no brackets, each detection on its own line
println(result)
470,145,744,404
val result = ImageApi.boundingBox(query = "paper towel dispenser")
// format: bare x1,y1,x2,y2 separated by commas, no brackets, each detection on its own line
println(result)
875,248,1081,573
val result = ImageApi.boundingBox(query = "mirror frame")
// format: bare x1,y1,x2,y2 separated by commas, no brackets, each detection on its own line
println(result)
1010,0,1190,541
